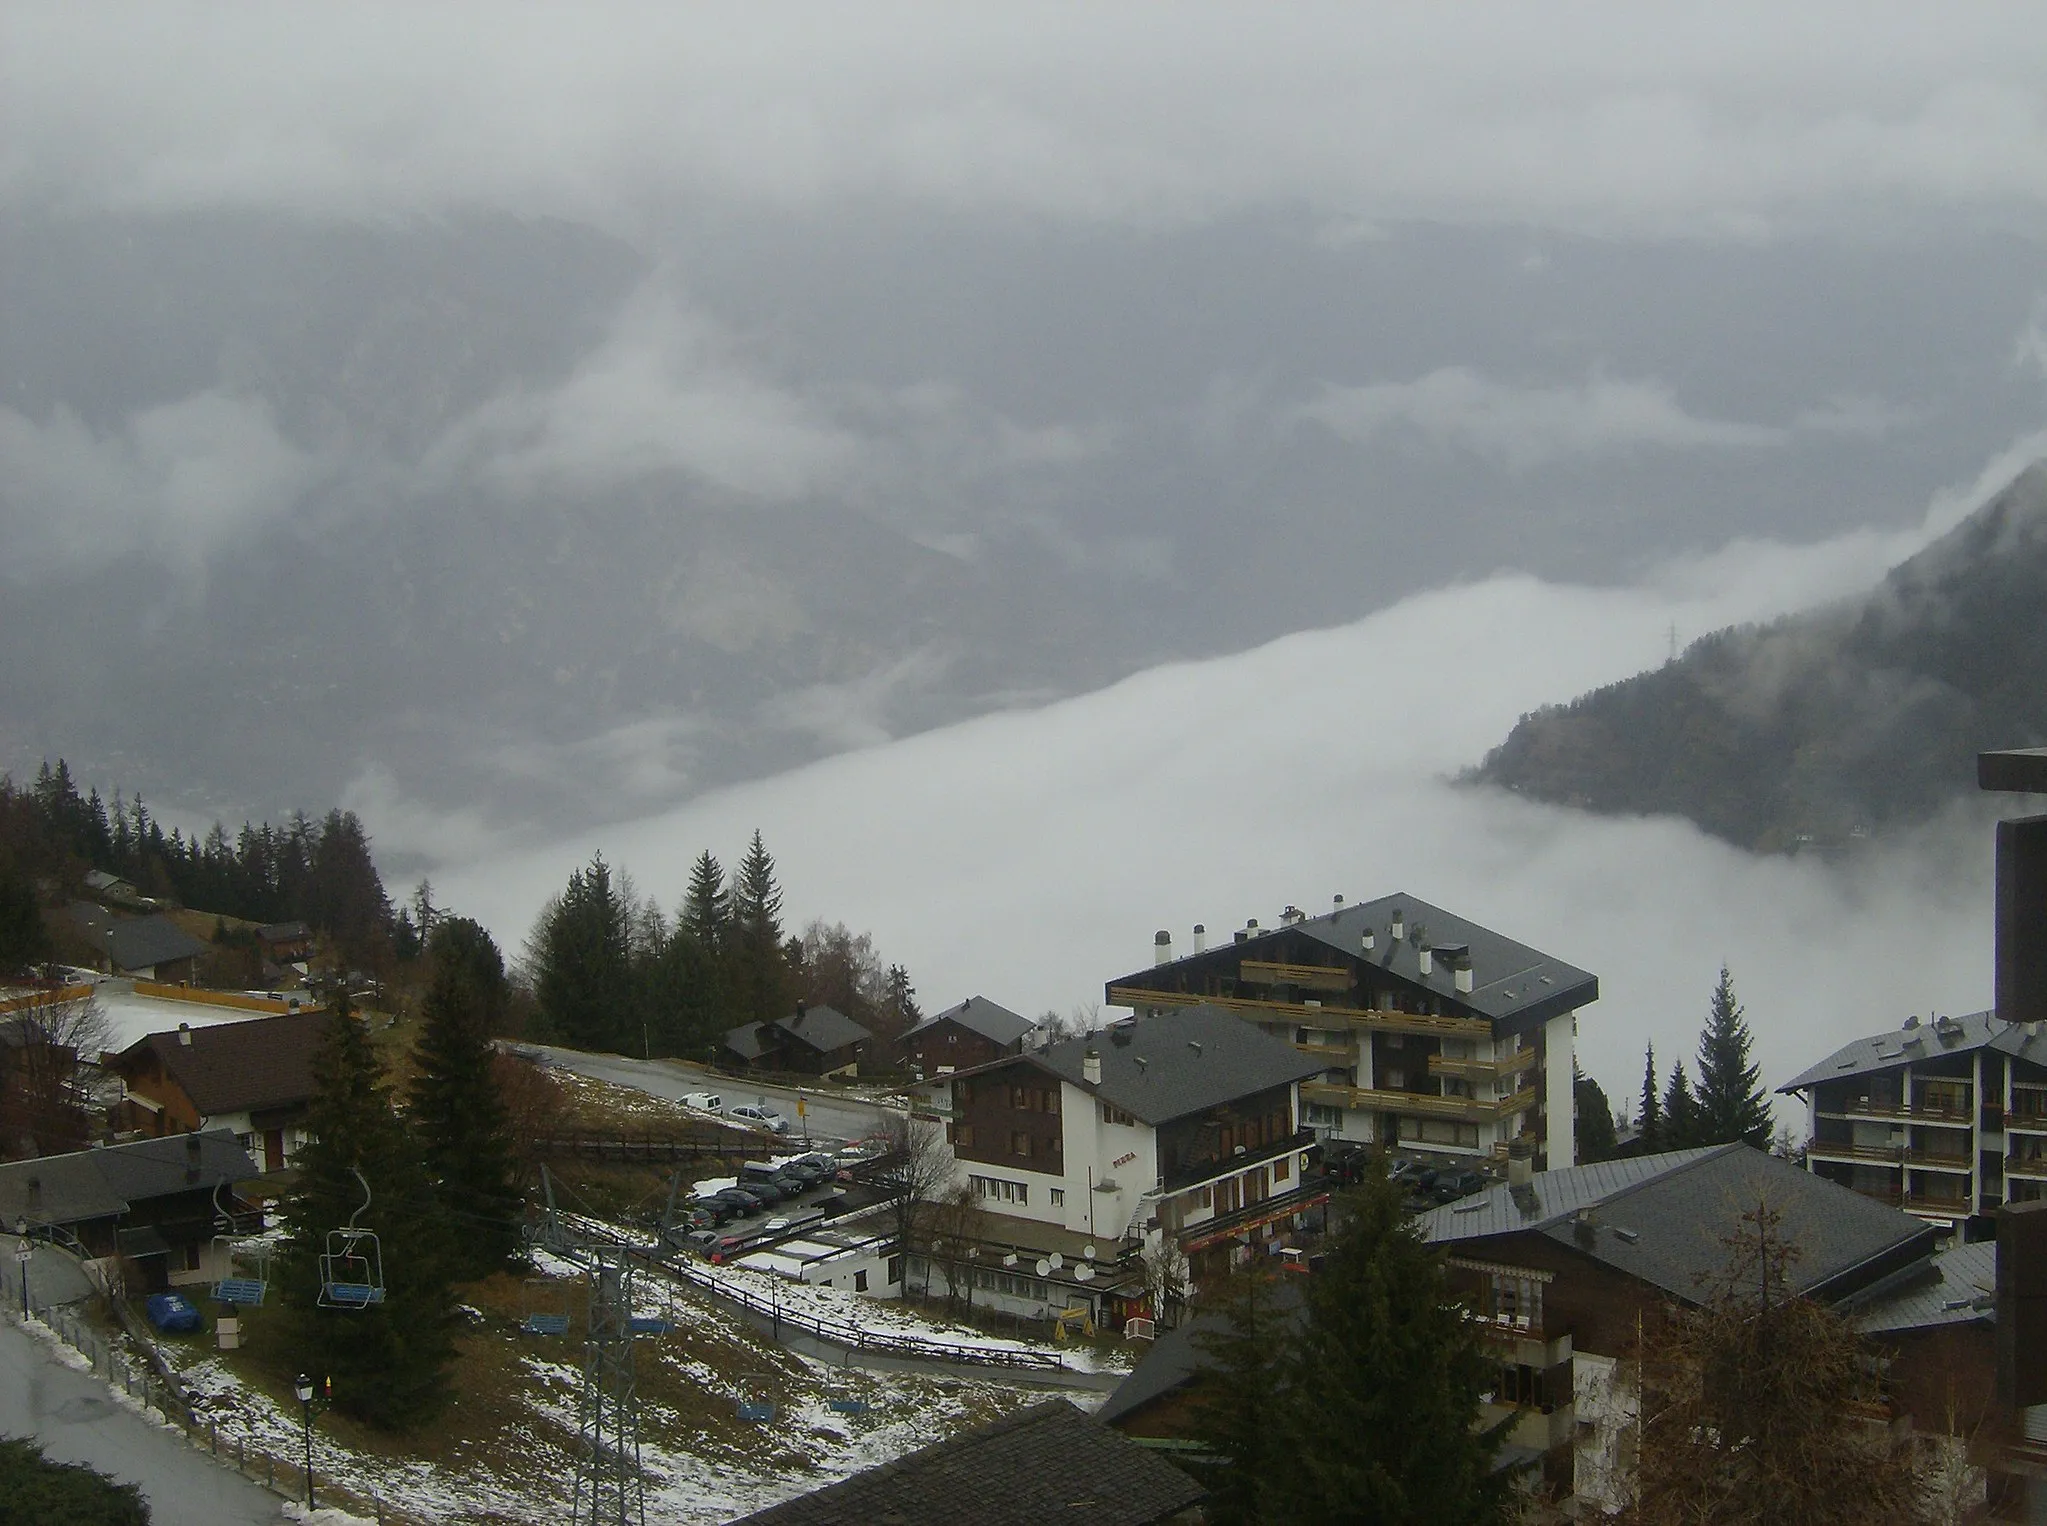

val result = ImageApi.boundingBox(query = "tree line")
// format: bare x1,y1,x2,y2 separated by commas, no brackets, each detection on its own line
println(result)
524,831,919,1062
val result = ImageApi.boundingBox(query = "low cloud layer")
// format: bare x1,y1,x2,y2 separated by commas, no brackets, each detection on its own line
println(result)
8,6,2047,238
428,511,1997,1120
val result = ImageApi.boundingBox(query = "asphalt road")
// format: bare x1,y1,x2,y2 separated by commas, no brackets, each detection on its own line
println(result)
0,1318,285,1526
532,1046,903,1147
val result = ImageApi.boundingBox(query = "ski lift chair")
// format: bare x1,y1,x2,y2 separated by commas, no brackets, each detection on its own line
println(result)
316,1168,386,1309
736,1371,778,1423
519,1276,572,1337
208,1181,268,1307
625,1277,677,1337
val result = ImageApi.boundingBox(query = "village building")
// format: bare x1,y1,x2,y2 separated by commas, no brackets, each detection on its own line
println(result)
720,1004,871,1078
64,904,209,983
732,1398,1205,1525
1104,892,1594,1169
256,920,314,963
902,995,1036,1078
106,1008,326,1172
921,1005,1325,1320
0,1130,260,1294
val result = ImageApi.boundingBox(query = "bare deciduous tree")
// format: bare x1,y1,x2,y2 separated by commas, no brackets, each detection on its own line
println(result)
1142,1235,1190,1328
877,1107,957,1272
1,987,113,1158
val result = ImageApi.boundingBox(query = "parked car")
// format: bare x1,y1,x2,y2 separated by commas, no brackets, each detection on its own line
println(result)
736,1178,787,1205
714,1186,768,1215
775,1159,827,1186
681,1092,723,1112
727,1104,789,1133
792,1152,842,1180
681,1229,727,1257
1430,1170,1489,1204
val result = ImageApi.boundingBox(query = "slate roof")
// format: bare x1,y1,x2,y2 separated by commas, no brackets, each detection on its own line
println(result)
1113,891,1597,1032
1852,1240,1997,1337
731,1399,1204,1525
1023,1005,1321,1126
1778,1009,2047,1093
775,1004,869,1053
905,996,1035,1049
110,1008,328,1116
257,921,312,942
1097,1278,1306,1430
0,1130,259,1231
1418,1143,1939,1304
103,915,208,974
723,1021,773,1061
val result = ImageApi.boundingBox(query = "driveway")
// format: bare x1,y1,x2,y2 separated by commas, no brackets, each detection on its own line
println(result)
532,1046,902,1147
0,1318,285,1526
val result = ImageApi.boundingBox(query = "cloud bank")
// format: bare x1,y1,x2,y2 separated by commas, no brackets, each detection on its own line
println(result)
427,511,1997,1119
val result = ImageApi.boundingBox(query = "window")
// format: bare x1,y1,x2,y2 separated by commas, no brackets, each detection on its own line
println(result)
1011,1130,1032,1158
1043,1089,1060,1115
855,1270,869,1292
1050,1188,1065,1207
1191,1185,1212,1209
1274,1153,1290,1184
956,1080,974,1104
1101,1102,1137,1126
1485,1272,1543,1330
888,1256,903,1284
970,1175,1030,1206
951,1122,974,1148
1216,1176,1242,1215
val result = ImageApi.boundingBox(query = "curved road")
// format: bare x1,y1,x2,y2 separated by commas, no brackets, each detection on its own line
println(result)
0,1319,284,1526
532,1045,904,1147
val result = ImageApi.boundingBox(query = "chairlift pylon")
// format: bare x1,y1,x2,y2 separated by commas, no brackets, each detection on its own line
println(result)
316,1167,386,1309
209,1179,268,1307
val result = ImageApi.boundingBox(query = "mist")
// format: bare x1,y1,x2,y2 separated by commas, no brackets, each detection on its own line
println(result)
428,512,1999,1118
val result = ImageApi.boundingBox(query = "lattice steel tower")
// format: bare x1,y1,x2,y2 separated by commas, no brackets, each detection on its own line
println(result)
572,1248,645,1526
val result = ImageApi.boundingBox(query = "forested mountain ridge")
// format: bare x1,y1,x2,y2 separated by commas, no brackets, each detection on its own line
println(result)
1471,461,2047,850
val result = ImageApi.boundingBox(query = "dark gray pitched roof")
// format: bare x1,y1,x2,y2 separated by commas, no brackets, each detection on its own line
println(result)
1419,1143,1938,1304
723,1021,773,1061
104,915,208,973
0,1130,259,1231
1114,891,1596,1031
1852,1240,1997,1336
111,1008,327,1115
1030,1006,1322,1126
775,1004,870,1052
1097,1279,1306,1429
732,1398,1204,1525
906,996,1035,1048
1778,1009,2047,1093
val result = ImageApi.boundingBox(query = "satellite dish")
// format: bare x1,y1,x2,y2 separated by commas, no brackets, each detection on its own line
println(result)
1048,1253,1064,1271
1034,1258,1051,1277
1082,1244,1096,1261
1075,1264,1095,1282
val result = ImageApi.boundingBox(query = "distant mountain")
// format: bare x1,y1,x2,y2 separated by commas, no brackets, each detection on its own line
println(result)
1471,463,2047,850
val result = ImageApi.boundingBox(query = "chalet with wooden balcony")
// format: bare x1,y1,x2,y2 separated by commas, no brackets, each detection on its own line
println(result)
935,1005,1325,1301
1104,893,1597,1169
1779,1008,2047,1233
1416,1144,1939,1510
902,996,1036,1079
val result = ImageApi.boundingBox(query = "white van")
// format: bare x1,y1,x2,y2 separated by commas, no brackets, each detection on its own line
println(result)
682,1093,723,1113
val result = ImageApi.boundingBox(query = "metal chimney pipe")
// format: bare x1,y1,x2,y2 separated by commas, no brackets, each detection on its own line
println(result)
1192,923,1207,954
1154,930,1173,966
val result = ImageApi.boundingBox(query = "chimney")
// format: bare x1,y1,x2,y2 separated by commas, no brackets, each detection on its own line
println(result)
1455,958,1475,996
1154,930,1173,966
178,1023,193,1047
1192,923,1207,954
1234,930,1247,944
1417,944,1434,977
1361,928,1376,953
1246,918,1260,936
1082,1049,1102,1086
1507,1138,1534,1188
1333,893,1345,908
1998,1199,2047,1411
1390,908,1405,942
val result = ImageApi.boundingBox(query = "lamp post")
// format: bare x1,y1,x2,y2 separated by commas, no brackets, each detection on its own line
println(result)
13,1217,28,1323
294,1374,316,1508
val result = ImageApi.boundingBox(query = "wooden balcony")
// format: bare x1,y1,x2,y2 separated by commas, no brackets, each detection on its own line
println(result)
1107,985,1491,1039
1302,1079,1539,1123
1806,1141,1905,1168
1293,1041,1355,1063
1429,1048,1538,1084
2007,1156,2047,1181
1238,960,1352,992
2006,1109,2047,1136
1824,1097,1974,1128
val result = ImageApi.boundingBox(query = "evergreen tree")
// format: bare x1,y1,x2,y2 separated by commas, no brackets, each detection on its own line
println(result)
1663,1061,1699,1151
409,918,522,1280
882,963,921,1037
1191,1265,1295,1526
1574,1066,1617,1164
728,830,790,1027
1637,1043,1663,1153
1693,964,1772,1147
279,987,456,1430
0,862,49,975
529,855,634,1052
1280,1166,1512,1523
679,851,729,948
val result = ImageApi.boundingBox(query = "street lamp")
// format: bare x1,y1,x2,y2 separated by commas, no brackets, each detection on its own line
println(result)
294,1374,316,1508
13,1217,28,1323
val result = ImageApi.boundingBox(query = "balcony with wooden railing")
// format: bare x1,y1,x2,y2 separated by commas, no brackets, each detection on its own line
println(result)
2007,1155,2047,1181
1429,1047,1539,1084
1805,1140,1906,1169
1822,1095,1974,1129
2006,1098,2047,1135
1107,984,1491,1039
1292,1040,1355,1063
1237,959,1353,992
1301,1079,1539,1123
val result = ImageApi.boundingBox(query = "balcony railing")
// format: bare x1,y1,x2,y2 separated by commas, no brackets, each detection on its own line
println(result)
1429,1048,1539,1083
1292,1041,1355,1062
1824,1097,1974,1127
1904,1151,1975,1174
1805,1141,1905,1168
1301,1079,1539,1123
1107,986,1491,1038
1237,959,1352,992
2006,1110,2047,1135
2007,1156,2047,1181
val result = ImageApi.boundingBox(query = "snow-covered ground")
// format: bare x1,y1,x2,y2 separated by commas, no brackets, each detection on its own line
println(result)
91,982,284,1049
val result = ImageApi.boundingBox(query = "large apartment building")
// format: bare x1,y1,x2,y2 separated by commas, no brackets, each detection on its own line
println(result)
1104,893,1596,1168
1779,1010,2047,1232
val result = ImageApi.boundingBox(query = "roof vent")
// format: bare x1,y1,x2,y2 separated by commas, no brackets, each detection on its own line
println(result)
1246,918,1260,934
1613,1227,1640,1245
1903,1014,1920,1029
1362,928,1376,953
1333,894,1345,908
1390,908,1405,942
177,1023,193,1047
1417,945,1434,977
1154,930,1173,966
1192,924,1207,954
1454,959,1475,996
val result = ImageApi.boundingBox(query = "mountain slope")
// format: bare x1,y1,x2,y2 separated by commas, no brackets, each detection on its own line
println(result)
1472,462,2047,849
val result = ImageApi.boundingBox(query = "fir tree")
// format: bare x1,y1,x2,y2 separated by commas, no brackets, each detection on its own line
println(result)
530,855,634,1052
1637,1043,1663,1153
1574,1066,1617,1163
1280,1166,1512,1523
680,851,729,948
1191,1264,1295,1526
279,987,457,1430
728,830,791,1027
409,918,522,1280
1693,964,1772,1147
1663,1061,1699,1151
